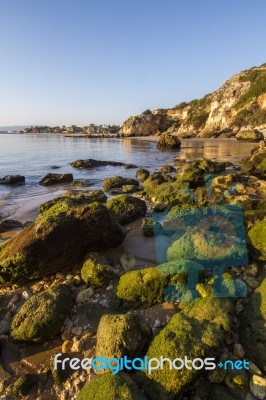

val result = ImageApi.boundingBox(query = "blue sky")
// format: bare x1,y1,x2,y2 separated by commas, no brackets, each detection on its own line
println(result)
0,0,266,126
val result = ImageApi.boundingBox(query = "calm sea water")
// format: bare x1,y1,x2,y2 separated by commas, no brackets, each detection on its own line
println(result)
0,134,256,222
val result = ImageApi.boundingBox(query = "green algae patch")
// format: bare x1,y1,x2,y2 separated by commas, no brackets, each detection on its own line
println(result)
103,176,139,189
10,284,72,342
81,252,114,287
248,216,266,260
106,194,147,224
76,373,148,400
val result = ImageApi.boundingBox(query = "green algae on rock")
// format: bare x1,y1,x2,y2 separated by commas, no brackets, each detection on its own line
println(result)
136,168,150,181
103,176,139,189
0,200,125,285
156,133,181,150
6,374,38,396
106,195,147,224
76,373,148,400
248,216,266,260
95,313,151,361
239,277,266,372
137,297,235,399
81,252,114,287
11,285,72,342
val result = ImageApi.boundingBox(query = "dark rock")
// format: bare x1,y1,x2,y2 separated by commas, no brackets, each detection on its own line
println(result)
161,165,176,173
39,173,73,186
6,374,38,396
241,140,266,179
136,168,150,181
11,285,72,342
71,159,126,169
0,175,25,185
103,176,139,189
157,133,181,150
50,165,61,169
124,163,138,169
71,180,92,187
106,195,147,224
142,218,162,237
0,219,22,233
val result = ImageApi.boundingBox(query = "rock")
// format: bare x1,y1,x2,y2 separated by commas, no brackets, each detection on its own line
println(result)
106,195,147,224
102,176,139,189
71,159,126,169
157,133,181,150
240,278,266,372
95,313,151,361
71,180,92,187
10,285,73,342
241,140,266,179
39,173,73,186
81,253,114,287
248,217,266,260
250,375,266,399
236,130,264,142
124,163,138,169
225,360,248,391
0,175,25,185
6,374,37,396
0,219,22,233
120,253,136,271
233,343,245,358
136,168,150,181
0,200,125,285
75,287,94,304
136,297,235,398
62,339,73,353
154,202,167,212
122,184,140,193
76,372,148,400
161,165,176,173
71,326,83,336
142,218,161,237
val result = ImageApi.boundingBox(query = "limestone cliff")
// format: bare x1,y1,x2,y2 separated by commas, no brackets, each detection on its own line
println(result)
119,63,266,138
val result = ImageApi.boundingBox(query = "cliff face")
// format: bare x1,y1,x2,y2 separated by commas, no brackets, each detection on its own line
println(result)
119,63,266,138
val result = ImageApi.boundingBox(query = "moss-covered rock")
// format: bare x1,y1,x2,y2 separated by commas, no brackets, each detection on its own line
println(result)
106,195,147,224
161,165,176,173
81,253,114,287
76,373,148,400
142,218,162,237
136,168,150,181
138,297,235,399
103,176,139,189
236,129,264,142
6,374,37,396
95,313,151,361
122,184,140,194
241,140,266,179
0,200,125,285
248,217,266,260
10,284,72,342
239,278,266,372
157,133,181,150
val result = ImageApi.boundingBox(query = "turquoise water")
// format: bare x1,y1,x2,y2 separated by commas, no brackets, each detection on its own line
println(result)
0,134,255,221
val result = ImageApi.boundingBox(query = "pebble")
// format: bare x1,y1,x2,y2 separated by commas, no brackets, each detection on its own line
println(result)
62,340,73,353
55,272,66,279
233,343,245,358
245,264,259,277
249,362,263,376
7,294,19,308
71,326,83,336
250,375,266,399
243,276,259,289
22,290,31,300
75,287,94,304
106,284,113,291
71,337,84,352
120,253,136,271
31,282,44,292
154,319,161,328
99,299,109,308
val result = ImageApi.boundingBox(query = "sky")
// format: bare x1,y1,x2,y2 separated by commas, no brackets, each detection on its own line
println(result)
0,0,266,127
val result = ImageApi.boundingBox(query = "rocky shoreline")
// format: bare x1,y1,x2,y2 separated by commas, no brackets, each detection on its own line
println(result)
0,138,266,399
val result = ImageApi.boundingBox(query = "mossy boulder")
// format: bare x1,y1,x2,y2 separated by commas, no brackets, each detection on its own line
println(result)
10,285,72,342
106,195,147,224
138,297,235,399
161,165,176,173
241,140,266,179
6,374,37,396
76,373,148,400
39,173,73,186
103,176,139,189
0,201,125,285
239,278,266,371
95,313,151,361
248,217,266,260
115,261,199,308
142,218,162,237
157,133,181,150
136,168,150,181
81,253,114,287
122,184,140,194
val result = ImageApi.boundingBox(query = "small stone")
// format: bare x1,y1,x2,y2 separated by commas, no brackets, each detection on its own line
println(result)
250,375,266,399
233,343,245,358
99,299,109,308
120,253,136,271
66,274,74,281
245,264,259,277
71,337,84,352
61,328,72,341
31,282,44,292
7,294,19,308
22,290,31,300
249,362,263,376
106,284,113,291
244,276,259,289
75,287,94,304
71,327,83,336
62,340,73,353
154,319,161,328
55,272,65,279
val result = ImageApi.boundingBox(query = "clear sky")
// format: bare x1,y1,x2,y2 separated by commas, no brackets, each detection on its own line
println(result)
0,0,266,126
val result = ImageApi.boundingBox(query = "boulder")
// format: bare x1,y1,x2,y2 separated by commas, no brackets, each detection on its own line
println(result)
71,159,126,168
156,133,181,150
0,175,25,185
142,218,162,237
0,219,22,233
10,285,72,342
161,165,176,173
95,313,151,361
136,168,150,181
106,195,147,224
103,176,139,189
236,130,264,142
76,373,148,400
0,200,125,285
241,140,266,179
39,173,73,186
6,374,37,396
122,184,140,194
137,297,235,399
81,253,114,287
240,278,266,372
248,217,266,260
